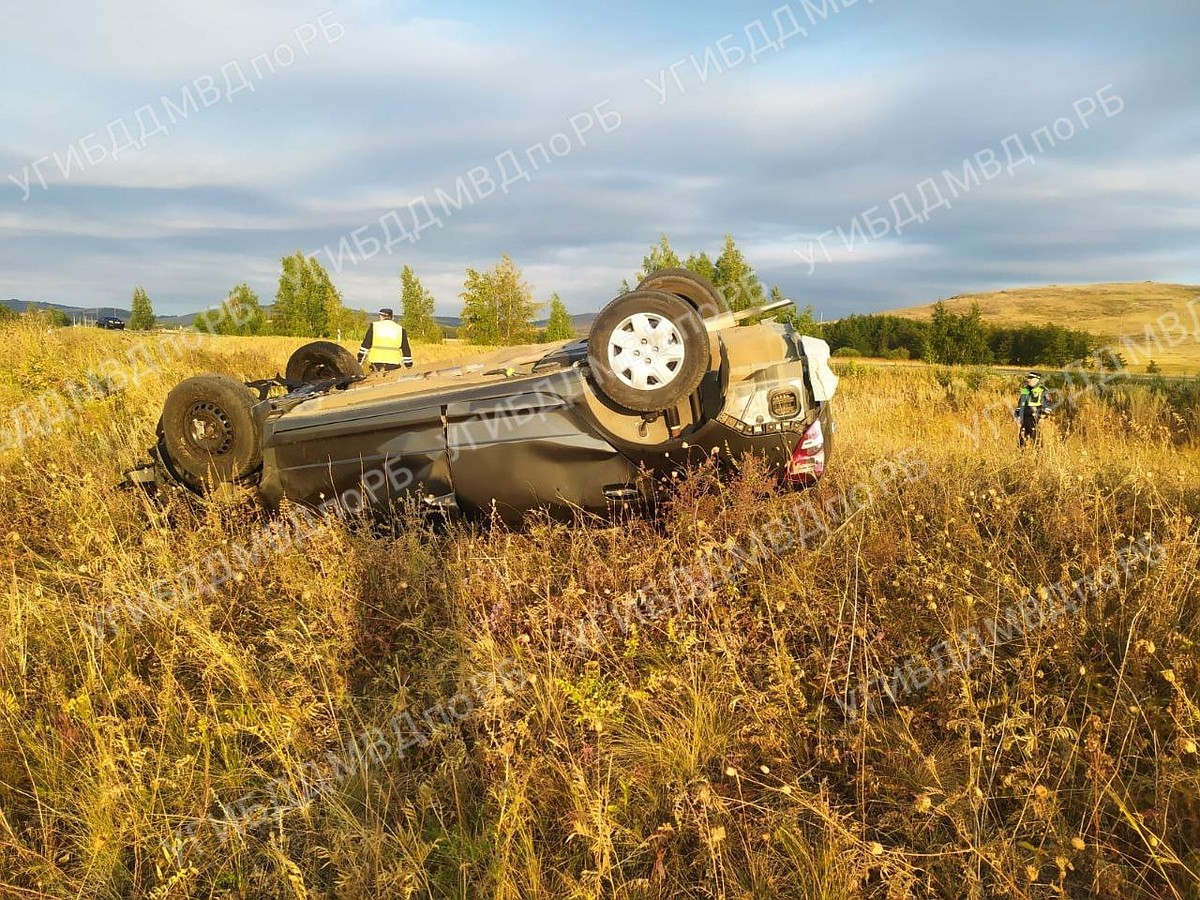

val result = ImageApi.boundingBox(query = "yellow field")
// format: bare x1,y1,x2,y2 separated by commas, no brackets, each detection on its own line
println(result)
1,318,1198,898
891,282,1200,374
0,327,488,433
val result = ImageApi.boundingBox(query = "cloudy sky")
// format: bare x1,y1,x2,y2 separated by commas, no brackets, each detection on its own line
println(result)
2,0,1197,318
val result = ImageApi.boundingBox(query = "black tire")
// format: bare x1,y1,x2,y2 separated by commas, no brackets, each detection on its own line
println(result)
636,267,729,318
285,341,363,385
587,290,709,413
161,374,262,489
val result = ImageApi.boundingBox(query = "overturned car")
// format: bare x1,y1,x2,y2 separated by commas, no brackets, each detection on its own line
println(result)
132,270,838,523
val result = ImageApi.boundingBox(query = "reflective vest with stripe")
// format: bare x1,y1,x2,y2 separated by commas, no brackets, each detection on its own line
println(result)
1019,385,1047,407
366,320,405,366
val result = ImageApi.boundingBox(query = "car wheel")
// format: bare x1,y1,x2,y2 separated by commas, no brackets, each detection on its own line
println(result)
636,267,729,318
161,374,262,489
587,289,709,413
285,340,364,384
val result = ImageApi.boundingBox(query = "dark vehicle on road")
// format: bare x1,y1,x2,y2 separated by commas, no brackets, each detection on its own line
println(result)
98,316,125,330
131,272,838,523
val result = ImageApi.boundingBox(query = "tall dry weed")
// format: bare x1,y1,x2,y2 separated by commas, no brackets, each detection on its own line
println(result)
0,329,1197,898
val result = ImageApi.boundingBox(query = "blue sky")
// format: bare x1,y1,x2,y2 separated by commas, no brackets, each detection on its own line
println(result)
2,0,1197,318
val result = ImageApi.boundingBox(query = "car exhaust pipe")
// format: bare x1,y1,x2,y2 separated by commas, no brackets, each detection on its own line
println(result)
704,297,795,332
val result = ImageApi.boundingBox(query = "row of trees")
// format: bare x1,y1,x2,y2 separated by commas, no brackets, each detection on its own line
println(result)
186,252,577,345
28,233,778,345
450,232,808,347
625,235,1104,367
986,320,1099,367
401,259,575,346
823,302,1100,366
11,237,1105,369
194,252,360,339
625,234,768,309
623,233,821,334
457,256,574,345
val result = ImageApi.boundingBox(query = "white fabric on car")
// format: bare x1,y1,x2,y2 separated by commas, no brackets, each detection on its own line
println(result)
799,336,838,402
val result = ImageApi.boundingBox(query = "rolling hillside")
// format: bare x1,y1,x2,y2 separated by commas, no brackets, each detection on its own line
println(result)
890,282,1200,373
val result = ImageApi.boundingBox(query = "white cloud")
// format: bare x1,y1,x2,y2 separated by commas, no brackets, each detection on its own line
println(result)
2,1,1197,315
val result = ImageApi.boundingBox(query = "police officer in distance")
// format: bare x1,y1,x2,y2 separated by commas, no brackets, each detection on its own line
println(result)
358,308,413,372
1014,371,1053,447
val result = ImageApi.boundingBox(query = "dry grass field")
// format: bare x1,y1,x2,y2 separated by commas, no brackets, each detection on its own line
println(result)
892,282,1200,374
1,316,1199,898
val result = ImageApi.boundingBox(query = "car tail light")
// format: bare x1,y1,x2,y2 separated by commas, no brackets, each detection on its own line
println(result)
786,416,825,484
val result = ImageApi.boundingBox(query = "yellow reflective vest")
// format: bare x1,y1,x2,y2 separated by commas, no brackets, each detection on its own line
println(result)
1017,385,1048,410
363,319,407,367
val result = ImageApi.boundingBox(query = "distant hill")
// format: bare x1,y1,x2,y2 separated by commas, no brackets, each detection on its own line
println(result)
889,282,1200,373
3,298,199,328
567,312,597,334
4,299,132,321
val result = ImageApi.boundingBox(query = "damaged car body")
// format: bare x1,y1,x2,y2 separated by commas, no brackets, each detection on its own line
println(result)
132,270,838,524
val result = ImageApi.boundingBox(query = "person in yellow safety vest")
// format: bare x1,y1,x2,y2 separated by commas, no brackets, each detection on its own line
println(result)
1014,371,1053,447
357,308,413,372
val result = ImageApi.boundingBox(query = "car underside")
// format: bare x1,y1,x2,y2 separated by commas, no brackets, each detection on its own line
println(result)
131,270,838,524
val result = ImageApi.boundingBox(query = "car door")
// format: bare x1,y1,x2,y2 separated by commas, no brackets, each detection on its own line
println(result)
444,377,642,523
263,398,451,516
